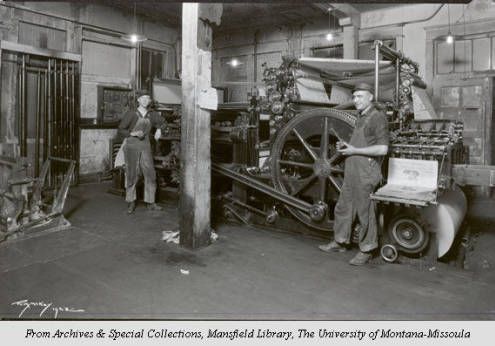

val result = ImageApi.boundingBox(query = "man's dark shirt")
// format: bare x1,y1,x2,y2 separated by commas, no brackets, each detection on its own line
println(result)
355,105,389,147
117,110,164,142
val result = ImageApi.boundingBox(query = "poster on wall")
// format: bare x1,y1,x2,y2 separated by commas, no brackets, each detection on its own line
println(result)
462,85,482,109
440,86,460,108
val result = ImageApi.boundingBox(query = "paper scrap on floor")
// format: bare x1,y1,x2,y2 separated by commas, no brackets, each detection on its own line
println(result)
210,231,218,242
162,230,180,244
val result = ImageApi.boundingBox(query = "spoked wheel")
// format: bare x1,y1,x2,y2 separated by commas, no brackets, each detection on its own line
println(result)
270,108,356,231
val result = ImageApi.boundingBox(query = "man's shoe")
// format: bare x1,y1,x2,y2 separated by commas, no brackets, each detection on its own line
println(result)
127,202,136,214
147,203,163,211
318,240,346,253
349,251,372,266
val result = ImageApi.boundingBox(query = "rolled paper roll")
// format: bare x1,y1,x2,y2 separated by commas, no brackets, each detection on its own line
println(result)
420,186,467,258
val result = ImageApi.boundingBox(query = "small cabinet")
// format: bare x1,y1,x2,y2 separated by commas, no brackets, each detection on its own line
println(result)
97,86,133,126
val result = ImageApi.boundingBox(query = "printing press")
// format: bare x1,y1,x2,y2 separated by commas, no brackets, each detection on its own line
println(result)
211,41,495,263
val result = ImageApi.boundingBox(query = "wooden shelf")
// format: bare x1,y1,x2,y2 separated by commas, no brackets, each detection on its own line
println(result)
217,102,249,110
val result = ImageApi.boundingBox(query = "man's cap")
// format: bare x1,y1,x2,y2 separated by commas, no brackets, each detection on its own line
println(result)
135,89,150,99
352,82,374,93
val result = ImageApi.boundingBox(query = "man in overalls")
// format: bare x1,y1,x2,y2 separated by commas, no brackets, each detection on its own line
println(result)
319,82,389,265
118,90,164,214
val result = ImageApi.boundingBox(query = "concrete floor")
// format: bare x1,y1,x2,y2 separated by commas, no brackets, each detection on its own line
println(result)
1,182,495,320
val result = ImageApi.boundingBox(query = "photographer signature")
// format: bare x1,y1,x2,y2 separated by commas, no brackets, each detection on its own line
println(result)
11,299,85,319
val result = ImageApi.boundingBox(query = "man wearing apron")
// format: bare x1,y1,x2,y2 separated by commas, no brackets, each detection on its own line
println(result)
118,90,164,214
319,83,389,265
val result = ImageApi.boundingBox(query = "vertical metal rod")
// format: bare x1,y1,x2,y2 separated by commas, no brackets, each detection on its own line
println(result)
19,54,23,156
62,61,69,158
137,43,142,90
69,61,72,160
62,60,67,185
65,60,69,160
0,48,2,102
62,60,66,182
43,70,48,163
75,61,81,184
62,60,66,160
58,59,62,165
45,58,53,186
136,43,140,90
59,59,64,162
57,60,65,187
70,61,75,162
254,106,259,165
55,59,60,187
59,60,63,185
17,58,21,151
374,40,381,102
68,61,72,161
35,70,41,176
54,59,58,182
21,54,27,157
59,59,63,186
23,54,27,158
395,58,400,109
53,59,57,186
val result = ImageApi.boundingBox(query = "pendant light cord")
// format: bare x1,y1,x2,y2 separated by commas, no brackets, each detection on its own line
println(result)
447,4,451,33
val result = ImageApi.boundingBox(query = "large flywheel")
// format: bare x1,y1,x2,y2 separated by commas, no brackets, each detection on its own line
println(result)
270,108,356,231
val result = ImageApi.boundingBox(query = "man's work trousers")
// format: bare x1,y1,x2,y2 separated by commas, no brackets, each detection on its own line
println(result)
124,147,156,204
333,157,381,253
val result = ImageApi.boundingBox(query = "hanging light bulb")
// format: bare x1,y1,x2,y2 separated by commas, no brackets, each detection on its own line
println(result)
445,4,454,44
227,58,242,68
122,32,147,44
446,32,454,44
326,7,334,42
122,3,147,43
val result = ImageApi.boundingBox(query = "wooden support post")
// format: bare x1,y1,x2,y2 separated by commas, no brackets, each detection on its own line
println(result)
180,3,222,249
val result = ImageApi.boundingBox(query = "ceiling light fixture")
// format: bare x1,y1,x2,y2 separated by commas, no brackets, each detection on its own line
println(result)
122,2,147,44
